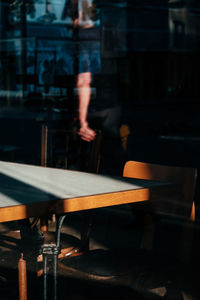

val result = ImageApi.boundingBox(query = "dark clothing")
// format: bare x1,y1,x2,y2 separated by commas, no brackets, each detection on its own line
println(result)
62,0,99,26
90,74,120,113
76,31,101,74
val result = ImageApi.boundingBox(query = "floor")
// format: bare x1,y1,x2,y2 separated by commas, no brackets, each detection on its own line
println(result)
0,205,200,300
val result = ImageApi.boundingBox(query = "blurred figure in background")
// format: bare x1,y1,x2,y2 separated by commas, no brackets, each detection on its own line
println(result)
71,0,101,142
62,0,124,175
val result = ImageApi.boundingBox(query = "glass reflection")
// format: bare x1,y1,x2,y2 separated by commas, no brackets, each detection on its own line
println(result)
0,0,199,102
0,1,199,169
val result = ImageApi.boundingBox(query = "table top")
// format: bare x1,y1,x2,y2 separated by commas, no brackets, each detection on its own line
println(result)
0,161,172,223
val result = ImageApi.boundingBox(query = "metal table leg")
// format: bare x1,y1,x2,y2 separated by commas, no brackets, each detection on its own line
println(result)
41,215,67,300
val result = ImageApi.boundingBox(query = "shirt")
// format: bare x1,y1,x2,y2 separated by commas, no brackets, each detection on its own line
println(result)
63,0,99,28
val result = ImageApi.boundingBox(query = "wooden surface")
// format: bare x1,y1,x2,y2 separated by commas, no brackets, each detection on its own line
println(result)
0,161,173,223
123,160,196,219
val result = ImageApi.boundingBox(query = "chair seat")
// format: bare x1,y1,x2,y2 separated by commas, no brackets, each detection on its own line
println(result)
58,248,183,299
59,249,131,279
59,248,179,278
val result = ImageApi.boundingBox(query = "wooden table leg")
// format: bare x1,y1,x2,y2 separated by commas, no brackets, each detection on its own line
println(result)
40,216,49,233
18,253,27,300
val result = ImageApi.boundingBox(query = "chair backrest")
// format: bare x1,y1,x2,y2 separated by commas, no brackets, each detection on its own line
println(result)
41,125,102,173
123,161,197,220
41,125,73,169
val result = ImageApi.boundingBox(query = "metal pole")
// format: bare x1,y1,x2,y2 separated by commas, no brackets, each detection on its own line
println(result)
43,254,48,300
53,253,58,300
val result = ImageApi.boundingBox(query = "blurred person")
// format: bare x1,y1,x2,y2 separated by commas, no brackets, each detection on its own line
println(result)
62,0,124,174
71,0,101,142
76,1,123,173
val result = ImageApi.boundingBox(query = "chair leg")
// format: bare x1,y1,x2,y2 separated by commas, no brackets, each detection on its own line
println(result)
140,214,155,250
80,213,93,252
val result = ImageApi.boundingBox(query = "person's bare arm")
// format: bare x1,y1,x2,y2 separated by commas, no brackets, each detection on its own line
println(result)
77,72,96,142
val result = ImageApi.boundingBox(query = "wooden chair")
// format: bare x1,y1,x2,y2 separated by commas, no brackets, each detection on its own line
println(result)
57,160,197,300
123,161,197,255
41,125,102,173
123,161,197,221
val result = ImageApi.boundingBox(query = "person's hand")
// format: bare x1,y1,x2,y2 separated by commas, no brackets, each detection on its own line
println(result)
73,18,79,27
78,121,96,142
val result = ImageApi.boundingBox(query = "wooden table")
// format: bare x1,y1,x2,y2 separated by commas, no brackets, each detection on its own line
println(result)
0,160,176,300
0,160,174,223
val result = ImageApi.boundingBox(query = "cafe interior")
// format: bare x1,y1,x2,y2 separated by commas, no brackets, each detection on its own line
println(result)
0,0,200,299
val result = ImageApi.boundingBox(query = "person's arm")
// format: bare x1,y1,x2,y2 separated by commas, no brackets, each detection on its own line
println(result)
78,97,96,142
77,72,96,142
